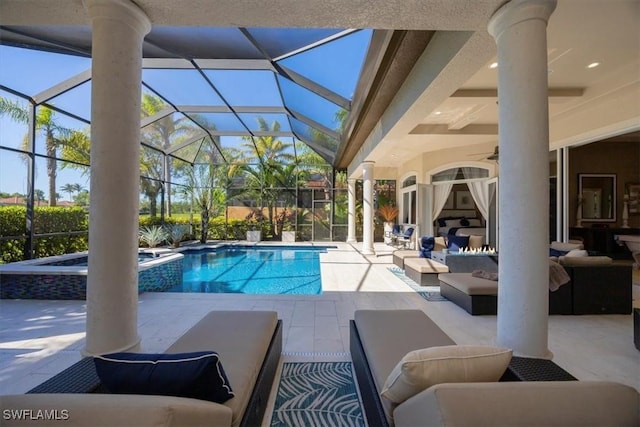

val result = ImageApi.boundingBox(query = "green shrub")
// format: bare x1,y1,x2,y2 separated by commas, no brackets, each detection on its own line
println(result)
0,206,89,262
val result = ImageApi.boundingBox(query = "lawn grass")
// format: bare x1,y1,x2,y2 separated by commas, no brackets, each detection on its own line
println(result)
139,213,201,222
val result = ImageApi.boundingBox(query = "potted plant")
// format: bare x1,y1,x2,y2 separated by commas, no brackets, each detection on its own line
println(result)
278,209,296,242
245,211,263,242
378,204,399,244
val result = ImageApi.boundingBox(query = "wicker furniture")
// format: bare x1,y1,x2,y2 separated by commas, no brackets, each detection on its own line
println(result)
19,311,283,427
438,273,573,315
350,309,638,427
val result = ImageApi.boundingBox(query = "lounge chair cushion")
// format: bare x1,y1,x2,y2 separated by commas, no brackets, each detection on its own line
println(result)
94,351,234,403
166,310,278,427
381,345,512,404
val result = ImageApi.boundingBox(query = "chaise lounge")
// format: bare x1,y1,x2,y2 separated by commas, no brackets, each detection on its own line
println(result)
0,310,282,427
350,309,639,426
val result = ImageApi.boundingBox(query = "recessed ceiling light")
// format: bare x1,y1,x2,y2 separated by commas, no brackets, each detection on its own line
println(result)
489,62,498,69
587,62,600,69
434,111,442,115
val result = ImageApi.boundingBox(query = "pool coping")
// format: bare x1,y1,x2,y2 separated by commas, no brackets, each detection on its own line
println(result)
0,249,183,276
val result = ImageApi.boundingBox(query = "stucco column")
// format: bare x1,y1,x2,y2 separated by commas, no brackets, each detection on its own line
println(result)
347,178,357,243
361,162,375,255
489,0,556,358
83,0,151,356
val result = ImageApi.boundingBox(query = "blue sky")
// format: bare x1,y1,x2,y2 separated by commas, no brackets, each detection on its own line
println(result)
0,29,372,198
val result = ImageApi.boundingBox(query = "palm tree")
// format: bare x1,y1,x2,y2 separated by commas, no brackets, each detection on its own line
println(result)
72,183,85,195
60,183,75,202
34,189,45,205
141,94,195,217
240,118,296,237
0,97,76,206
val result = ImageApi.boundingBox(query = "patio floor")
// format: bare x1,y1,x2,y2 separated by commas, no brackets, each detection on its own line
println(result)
1,242,638,396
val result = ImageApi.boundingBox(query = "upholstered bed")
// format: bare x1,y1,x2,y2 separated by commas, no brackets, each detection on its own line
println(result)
436,217,485,238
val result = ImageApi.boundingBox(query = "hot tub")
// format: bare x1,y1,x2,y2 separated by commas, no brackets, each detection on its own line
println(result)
0,250,183,300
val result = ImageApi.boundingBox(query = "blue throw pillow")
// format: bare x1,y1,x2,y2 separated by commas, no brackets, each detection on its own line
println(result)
549,248,568,257
460,218,470,226
447,235,470,252
94,351,234,403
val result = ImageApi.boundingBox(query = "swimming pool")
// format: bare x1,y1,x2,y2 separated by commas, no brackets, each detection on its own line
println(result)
172,245,333,295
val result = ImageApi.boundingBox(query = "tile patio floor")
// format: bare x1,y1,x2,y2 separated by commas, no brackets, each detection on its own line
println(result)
1,242,638,396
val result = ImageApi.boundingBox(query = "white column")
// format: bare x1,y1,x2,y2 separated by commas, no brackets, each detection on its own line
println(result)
84,0,151,356
347,178,357,243
361,162,375,255
488,0,556,358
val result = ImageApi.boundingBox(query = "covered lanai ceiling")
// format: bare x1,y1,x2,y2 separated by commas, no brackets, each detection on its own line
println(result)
1,0,638,174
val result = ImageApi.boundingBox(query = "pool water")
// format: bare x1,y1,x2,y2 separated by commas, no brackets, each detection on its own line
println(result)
171,246,332,295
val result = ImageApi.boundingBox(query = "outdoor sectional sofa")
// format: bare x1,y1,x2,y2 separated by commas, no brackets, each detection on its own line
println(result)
438,256,632,315
0,311,282,427
350,309,639,427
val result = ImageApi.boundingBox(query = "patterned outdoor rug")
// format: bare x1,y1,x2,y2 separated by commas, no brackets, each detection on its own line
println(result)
387,266,448,302
270,361,365,427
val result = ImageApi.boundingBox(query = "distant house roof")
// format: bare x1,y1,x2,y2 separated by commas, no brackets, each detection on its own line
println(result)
0,197,75,207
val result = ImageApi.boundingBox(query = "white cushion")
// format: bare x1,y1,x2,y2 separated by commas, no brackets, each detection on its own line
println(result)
468,219,482,227
380,345,512,404
444,219,462,228
565,249,589,257
550,241,583,251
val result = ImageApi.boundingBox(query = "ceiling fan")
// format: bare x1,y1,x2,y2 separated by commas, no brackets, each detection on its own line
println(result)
468,145,499,161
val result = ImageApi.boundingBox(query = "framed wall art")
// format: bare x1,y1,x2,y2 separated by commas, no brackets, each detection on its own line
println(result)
456,190,474,209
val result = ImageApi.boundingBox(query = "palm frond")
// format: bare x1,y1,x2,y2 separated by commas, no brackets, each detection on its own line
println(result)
271,362,364,427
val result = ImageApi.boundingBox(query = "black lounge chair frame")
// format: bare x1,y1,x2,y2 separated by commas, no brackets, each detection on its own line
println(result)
28,320,283,427
349,319,576,427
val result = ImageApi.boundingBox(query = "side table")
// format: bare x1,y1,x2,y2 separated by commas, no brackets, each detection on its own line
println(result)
501,356,577,382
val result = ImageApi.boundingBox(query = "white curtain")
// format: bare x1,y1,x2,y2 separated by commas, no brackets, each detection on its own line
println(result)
432,183,454,219
462,168,494,220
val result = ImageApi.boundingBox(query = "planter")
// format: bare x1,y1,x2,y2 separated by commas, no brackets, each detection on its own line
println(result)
246,230,261,242
383,221,395,244
282,231,296,242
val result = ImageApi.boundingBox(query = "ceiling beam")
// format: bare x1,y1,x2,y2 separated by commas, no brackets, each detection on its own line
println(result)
451,88,585,98
410,124,498,135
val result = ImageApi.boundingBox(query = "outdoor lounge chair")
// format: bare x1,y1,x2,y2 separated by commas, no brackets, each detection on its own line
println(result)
396,227,415,249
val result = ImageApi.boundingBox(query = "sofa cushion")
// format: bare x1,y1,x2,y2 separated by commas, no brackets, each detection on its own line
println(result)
94,351,234,403
447,235,469,251
166,310,278,427
353,310,455,395
393,381,640,427
380,345,512,404
468,235,484,249
565,249,589,257
438,273,499,295
0,393,233,427
559,255,613,266
550,241,584,251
